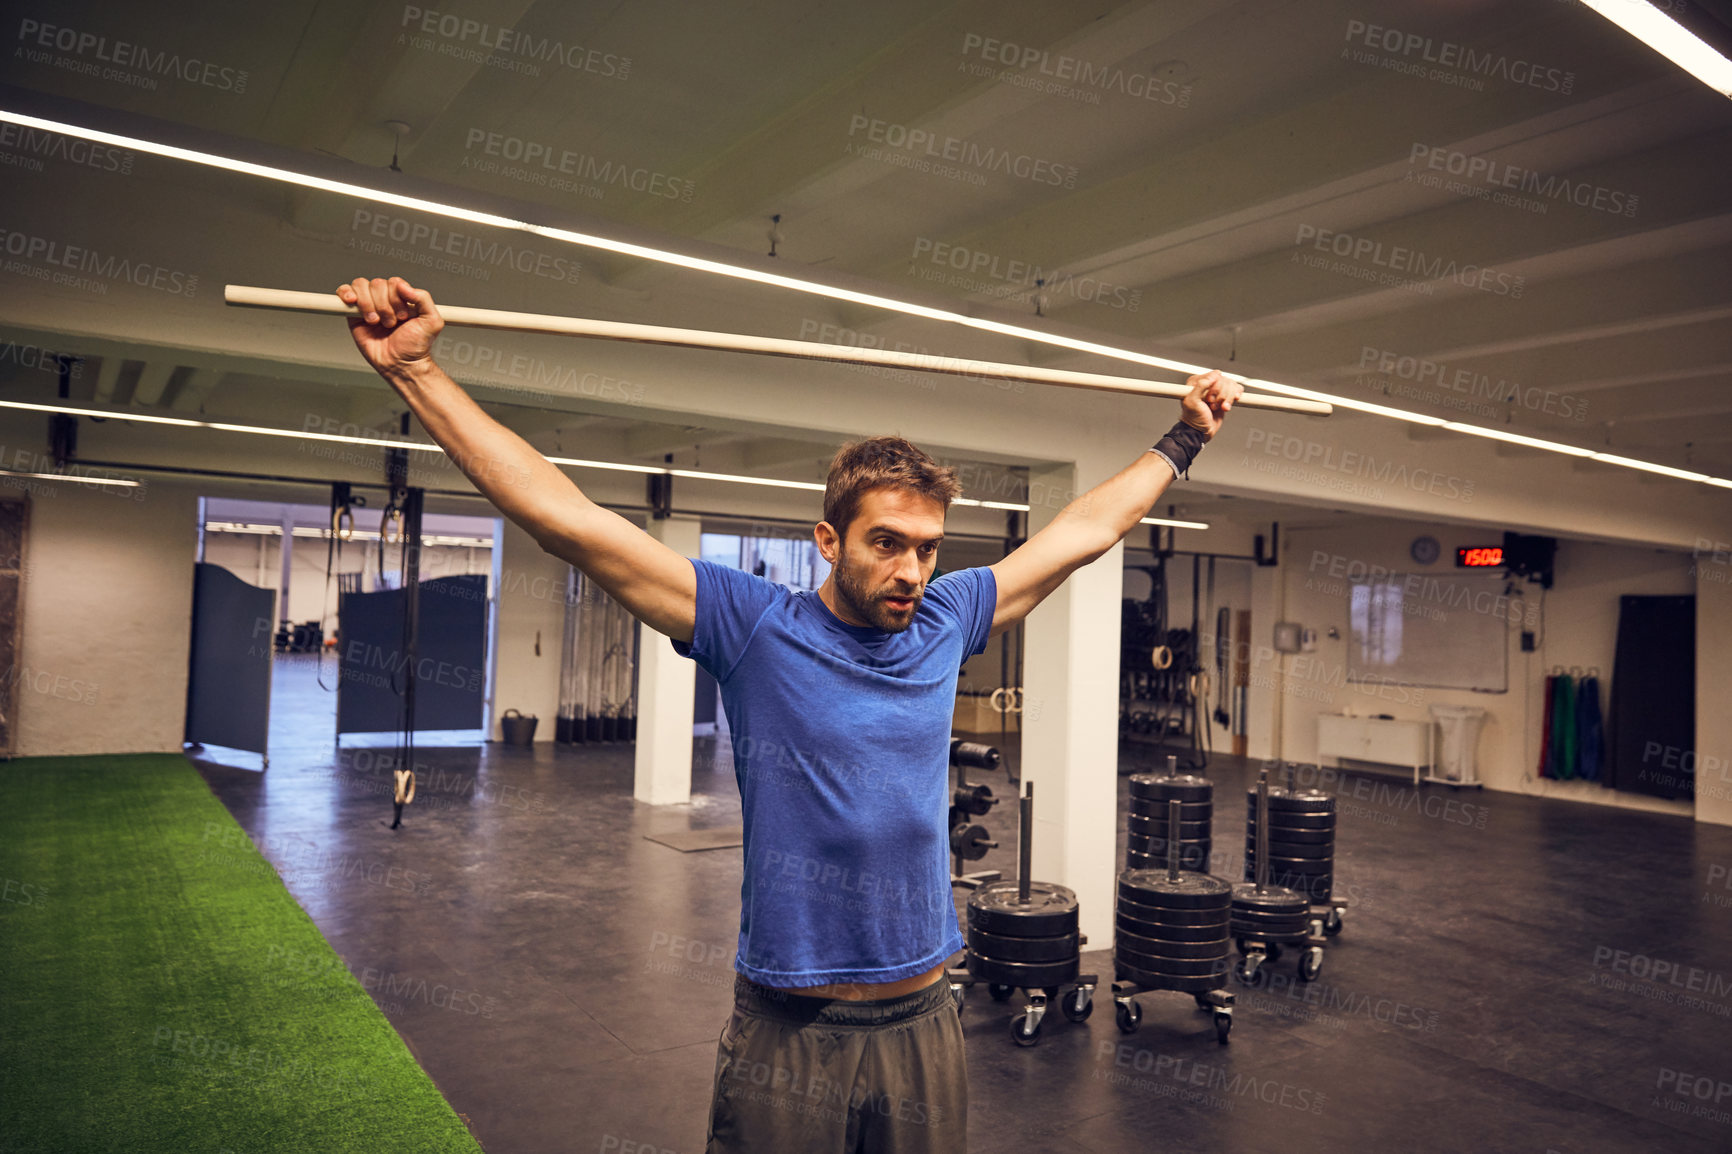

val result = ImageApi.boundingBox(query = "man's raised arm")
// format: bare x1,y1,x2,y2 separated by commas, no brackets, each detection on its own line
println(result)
987,370,1243,637
337,276,696,643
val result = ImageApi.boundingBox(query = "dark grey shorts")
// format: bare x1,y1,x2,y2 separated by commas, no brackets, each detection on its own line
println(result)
705,974,969,1154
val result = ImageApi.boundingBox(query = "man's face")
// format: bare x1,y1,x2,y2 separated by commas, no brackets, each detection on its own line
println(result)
823,488,945,633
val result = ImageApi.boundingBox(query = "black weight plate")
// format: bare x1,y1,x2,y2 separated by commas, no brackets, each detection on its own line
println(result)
1129,821,1212,842
1115,928,1230,959
1126,844,1214,868
1113,913,1230,942
1118,870,1232,908
965,950,1080,988
966,881,1079,937
1127,830,1213,852
1247,792,1334,815
966,927,1080,964
1229,909,1312,930
1248,870,1334,899
1130,774,1213,802
1113,946,1234,978
1230,883,1307,913
1247,812,1337,833
1245,824,1335,845
1247,839,1335,861
1129,831,1212,859
1253,849,1330,866
1125,846,1214,873
1128,796,1213,819
1231,921,1310,940
1126,813,1213,837
1230,922,1310,942
1115,895,1231,926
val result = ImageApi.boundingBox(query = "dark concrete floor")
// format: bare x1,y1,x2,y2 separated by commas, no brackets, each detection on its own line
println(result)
188,657,1732,1153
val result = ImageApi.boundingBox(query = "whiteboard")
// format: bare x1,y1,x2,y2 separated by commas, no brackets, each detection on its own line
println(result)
1346,572,1510,692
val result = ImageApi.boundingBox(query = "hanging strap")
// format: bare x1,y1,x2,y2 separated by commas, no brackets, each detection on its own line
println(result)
391,491,421,829
316,484,354,693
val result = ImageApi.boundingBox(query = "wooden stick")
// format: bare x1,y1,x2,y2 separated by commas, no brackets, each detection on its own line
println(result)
224,285,1332,416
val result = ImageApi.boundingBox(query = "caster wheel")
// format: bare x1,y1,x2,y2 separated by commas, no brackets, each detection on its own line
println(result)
1324,909,1344,936
1214,1012,1232,1045
988,983,1013,1002
1299,946,1324,982
1062,987,1093,1023
1235,957,1265,987
1265,942,1283,964
1011,1014,1042,1047
1114,1000,1142,1034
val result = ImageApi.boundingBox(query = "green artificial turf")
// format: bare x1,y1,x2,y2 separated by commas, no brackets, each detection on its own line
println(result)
0,754,484,1153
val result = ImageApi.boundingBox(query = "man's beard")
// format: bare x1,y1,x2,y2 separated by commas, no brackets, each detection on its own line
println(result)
833,543,920,632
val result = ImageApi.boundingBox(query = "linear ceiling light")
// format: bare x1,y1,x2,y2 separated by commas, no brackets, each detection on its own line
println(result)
0,467,139,488
1579,0,1732,96
0,110,1723,495
4,397,1202,526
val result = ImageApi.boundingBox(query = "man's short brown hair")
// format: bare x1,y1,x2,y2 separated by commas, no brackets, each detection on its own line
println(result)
822,436,962,543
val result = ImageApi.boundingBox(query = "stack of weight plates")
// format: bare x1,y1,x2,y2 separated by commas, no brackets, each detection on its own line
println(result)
1113,870,1232,991
1244,787,1335,902
1228,881,1309,942
965,881,1081,991
1126,773,1213,872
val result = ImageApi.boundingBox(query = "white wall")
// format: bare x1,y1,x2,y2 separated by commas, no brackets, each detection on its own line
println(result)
15,478,198,757
1268,519,1698,817
489,516,568,743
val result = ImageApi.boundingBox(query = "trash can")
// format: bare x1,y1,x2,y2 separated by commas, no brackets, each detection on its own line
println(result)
1428,704,1487,784
500,709,538,746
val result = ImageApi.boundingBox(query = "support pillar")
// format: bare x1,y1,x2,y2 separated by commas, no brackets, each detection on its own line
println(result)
1019,459,1123,950
1696,554,1732,826
636,513,701,805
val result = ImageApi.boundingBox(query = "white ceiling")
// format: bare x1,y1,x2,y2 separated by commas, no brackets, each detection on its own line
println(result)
1,0,1729,508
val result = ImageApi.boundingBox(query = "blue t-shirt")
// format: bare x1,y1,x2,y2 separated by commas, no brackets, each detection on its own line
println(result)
671,557,997,988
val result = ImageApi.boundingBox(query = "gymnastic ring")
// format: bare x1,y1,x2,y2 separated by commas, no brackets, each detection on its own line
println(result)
393,766,416,805
1150,645,1174,670
1008,687,1024,714
990,687,1007,714
381,508,404,546
331,505,354,541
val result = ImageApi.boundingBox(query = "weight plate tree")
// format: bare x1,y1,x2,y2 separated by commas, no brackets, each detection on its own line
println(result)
1110,796,1235,1043
957,782,1096,1046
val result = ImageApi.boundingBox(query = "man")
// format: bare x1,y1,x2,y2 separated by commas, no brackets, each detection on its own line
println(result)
335,275,1242,1152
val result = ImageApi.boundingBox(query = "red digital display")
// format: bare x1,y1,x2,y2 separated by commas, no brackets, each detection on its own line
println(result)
1457,546,1504,567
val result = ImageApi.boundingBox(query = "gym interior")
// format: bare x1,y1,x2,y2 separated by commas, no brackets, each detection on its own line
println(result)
2,3,1731,1152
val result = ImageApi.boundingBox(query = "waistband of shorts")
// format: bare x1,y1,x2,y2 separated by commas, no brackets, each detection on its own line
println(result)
734,973,952,1028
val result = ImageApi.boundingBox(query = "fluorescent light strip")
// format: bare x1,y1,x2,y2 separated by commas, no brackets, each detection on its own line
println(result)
0,467,139,487
1586,452,1711,482
1580,0,1732,96
1440,422,1596,455
0,397,443,451
2,106,1724,493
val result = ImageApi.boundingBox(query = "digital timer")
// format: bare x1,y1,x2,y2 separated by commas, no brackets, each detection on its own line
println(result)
1457,546,1504,568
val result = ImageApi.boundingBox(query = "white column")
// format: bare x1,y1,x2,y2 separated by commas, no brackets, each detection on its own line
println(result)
491,518,566,741
1019,459,1123,949
1696,554,1732,827
636,513,701,805
278,510,293,625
